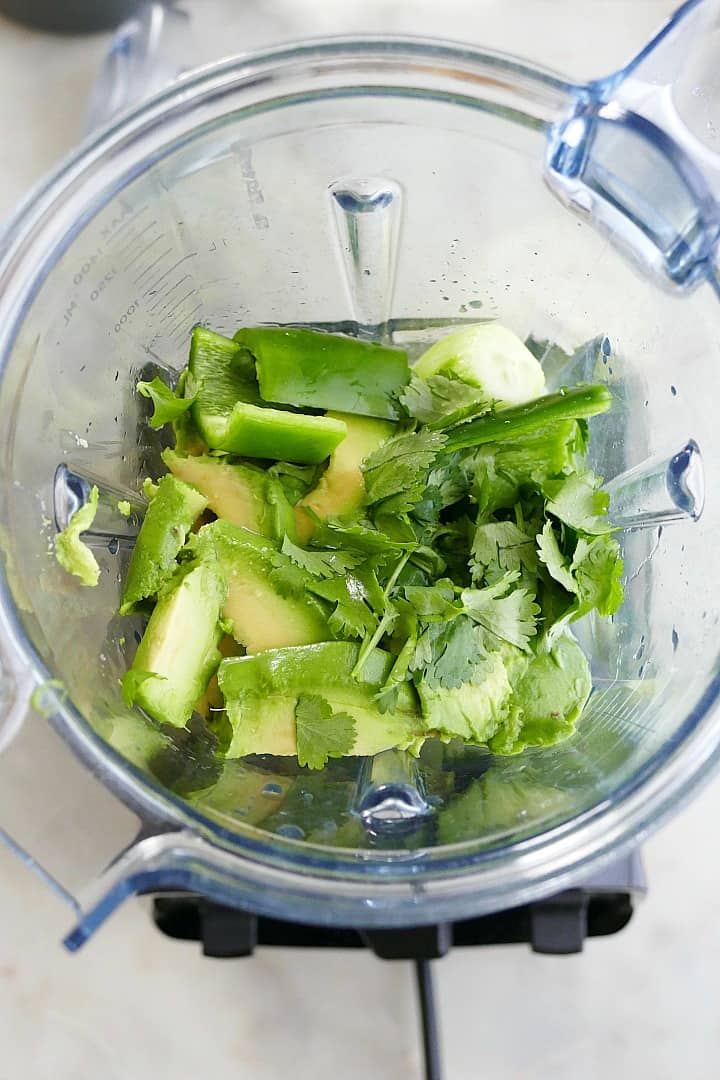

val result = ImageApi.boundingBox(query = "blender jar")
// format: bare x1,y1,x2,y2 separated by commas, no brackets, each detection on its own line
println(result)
1,2,720,947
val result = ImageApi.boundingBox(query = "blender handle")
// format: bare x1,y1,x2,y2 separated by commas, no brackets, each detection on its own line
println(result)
545,0,720,294
0,626,162,938
86,0,191,133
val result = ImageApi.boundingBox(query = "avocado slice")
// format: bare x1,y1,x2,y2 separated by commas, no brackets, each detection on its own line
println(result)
120,474,207,614
416,648,519,744
235,326,410,420
437,770,572,844
189,766,294,825
414,324,546,406
295,413,395,542
162,449,295,541
188,325,347,464
194,519,329,652
218,642,424,759
491,633,591,754
123,562,226,728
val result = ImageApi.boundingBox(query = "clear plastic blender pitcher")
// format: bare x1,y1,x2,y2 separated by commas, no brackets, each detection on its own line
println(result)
1,0,720,948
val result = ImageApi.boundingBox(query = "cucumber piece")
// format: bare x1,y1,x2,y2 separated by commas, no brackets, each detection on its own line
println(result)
414,324,546,406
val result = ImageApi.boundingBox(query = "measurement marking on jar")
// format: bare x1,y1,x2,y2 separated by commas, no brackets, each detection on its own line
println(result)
170,304,203,341
102,204,146,245
150,275,191,314
116,218,158,259
114,299,141,333
123,234,165,272
143,252,197,298
134,248,174,286
89,269,117,302
160,289,197,324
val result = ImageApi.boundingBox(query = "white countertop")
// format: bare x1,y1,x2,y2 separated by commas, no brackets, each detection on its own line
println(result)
2,3,720,1079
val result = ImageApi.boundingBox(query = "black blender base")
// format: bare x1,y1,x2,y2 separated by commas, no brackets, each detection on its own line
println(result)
151,850,645,960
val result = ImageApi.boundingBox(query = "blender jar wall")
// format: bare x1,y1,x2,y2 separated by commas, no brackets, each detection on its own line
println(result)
0,45,718,924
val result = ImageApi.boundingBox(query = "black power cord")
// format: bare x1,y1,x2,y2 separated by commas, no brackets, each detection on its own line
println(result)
415,959,443,1080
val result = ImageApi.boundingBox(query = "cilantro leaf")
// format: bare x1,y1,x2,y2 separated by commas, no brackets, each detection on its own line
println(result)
571,534,624,617
470,521,537,583
461,573,539,651
362,429,447,514
312,519,415,561
404,581,461,621
410,615,484,690
308,575,378,639
280,536,363,578
413,451,471,522
544,472,614,534
536,521,576,593
398,372,485,424
137,374,197,428
295,694,356,770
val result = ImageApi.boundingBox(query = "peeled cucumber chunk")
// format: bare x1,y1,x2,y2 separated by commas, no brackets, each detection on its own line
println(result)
414,324,546,406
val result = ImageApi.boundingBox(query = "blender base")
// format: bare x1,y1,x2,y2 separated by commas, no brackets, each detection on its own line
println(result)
150,850,645,960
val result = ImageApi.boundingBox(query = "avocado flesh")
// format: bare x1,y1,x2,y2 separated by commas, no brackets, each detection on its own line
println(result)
414,324,546,406
194,520,328,652
162,449,295,540
218,642,424,759
491,633,591,753
189,766,294,825
416,648,518,744
295,412,394,541
120,474,207,614
126,562,226,728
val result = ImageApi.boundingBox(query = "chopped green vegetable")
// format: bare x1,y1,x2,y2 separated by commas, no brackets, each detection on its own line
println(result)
123,562,226,728
117,500,132,518
55,485,100,587
218,642,423,759
443,385,612,451
117,320,625,780
163,448,295,541
236,326,410,419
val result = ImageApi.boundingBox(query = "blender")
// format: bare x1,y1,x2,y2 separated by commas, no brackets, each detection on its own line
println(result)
0,0,718,995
